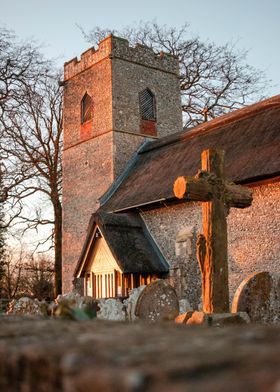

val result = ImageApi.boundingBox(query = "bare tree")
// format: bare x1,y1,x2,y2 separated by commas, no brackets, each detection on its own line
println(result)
0,165,7,291
1,71,62,296
0,27,48,124
0,28,62,296
24,256,54,300
0,244,54,300
82,22,270,127
1,248,24,299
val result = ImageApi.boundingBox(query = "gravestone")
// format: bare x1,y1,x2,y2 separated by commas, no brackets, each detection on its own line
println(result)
135,280,179,322
232,272,280,324
123,285,146,321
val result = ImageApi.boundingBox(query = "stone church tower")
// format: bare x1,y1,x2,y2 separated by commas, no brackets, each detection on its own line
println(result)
62,35,182,293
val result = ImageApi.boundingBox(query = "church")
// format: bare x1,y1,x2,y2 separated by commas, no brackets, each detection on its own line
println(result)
61,35,280,308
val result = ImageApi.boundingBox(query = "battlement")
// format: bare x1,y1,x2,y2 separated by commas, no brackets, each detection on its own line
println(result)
64,35,179,80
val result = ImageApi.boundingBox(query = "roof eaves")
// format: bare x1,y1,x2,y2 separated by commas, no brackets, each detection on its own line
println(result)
140,95,280,155
111,198,166,213
236,171,280,186
74,220,98,277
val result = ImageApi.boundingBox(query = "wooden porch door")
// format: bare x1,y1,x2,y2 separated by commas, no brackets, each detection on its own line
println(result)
94,271,116,299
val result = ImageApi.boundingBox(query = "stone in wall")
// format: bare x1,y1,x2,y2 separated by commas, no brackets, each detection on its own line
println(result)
6,291,148,323
7,297,49,316
175,226,194,257
97,299,126,321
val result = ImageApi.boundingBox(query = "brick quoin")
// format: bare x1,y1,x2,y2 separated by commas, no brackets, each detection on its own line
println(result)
80,120,93,140
141,120,157,136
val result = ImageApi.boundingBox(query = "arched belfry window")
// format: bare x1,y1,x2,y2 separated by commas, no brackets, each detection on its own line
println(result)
139,89,156,121
81,92,93,123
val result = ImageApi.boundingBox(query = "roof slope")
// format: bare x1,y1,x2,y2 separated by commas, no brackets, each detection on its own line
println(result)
102,95,280,212
75,211,169,276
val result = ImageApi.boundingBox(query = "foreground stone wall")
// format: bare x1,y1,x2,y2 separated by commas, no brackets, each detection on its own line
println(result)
0,317,280,391
142,181,280,308
5,289,146,322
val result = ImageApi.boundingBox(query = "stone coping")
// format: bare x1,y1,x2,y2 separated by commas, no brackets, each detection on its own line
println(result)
0,317,280,391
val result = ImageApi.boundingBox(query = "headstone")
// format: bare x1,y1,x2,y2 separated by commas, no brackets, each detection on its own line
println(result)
135,280,179,322
232,272,280,324
123,285,146,321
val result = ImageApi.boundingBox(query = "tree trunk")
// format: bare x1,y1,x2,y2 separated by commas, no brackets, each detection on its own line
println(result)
53,196,62,298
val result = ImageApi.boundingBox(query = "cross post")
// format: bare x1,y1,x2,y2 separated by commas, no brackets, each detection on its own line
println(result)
174,149,252,313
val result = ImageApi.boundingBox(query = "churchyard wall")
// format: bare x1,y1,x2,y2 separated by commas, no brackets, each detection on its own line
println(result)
142,180,280,309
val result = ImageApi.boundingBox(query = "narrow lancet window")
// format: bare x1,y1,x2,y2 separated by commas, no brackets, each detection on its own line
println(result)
81,92,93,123
139,89,156,121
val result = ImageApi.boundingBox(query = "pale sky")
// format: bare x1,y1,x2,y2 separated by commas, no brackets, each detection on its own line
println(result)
0,0,279,95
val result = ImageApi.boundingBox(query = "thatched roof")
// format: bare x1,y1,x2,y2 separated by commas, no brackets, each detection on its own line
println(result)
75,211,169,277
101,95,280,212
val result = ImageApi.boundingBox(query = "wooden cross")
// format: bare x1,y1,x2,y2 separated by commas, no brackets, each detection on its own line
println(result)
173,149,252,313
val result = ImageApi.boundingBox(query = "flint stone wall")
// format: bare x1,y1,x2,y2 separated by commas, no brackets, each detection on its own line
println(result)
112,57,182,138
142,181,280,309
6,297,50,316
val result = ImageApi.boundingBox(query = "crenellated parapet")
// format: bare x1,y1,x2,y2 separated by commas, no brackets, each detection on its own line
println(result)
64,35,179,80
64,35,113,80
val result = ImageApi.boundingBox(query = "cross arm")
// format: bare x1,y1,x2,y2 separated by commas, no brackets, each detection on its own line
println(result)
173,175,252,208
224,182,253,208
173,175,213,201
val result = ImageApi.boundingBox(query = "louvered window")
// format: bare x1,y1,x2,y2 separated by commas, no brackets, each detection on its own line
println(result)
81,92,93,123
139,89,156,121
